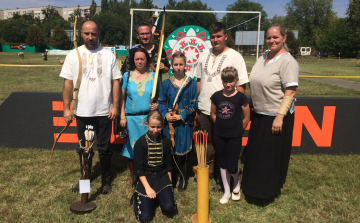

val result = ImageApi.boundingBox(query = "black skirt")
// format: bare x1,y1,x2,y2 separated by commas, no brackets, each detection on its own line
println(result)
135,169,172,197
241,112,294,199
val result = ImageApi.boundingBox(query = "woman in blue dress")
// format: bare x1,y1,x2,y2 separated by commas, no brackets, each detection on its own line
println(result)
120,47,159,185
158,52,198,191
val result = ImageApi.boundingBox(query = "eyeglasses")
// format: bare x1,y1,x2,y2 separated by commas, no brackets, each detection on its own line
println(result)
138,33,151,36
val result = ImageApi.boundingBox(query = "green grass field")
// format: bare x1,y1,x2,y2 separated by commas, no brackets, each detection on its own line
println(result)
297,57,360,82
0,52,360,222
0,148,359,222
1,53,360,102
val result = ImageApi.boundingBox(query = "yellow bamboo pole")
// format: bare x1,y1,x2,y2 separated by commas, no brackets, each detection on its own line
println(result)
191,130,211,223
191,165,211,223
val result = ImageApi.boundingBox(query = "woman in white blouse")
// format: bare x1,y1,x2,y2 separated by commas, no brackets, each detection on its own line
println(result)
241,24,299,199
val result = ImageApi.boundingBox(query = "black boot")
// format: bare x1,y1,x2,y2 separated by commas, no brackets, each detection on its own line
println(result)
177,155,188,191
99,154,112,194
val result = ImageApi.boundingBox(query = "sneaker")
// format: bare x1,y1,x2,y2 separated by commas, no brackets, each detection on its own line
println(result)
232,191,241,201
220,194,230,204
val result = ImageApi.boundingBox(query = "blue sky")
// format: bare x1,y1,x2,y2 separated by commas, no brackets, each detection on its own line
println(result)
1,0,348,19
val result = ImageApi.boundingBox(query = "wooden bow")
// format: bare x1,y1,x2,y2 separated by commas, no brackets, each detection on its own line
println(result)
151,8,165,102
51,16,82,159
169,103,178,148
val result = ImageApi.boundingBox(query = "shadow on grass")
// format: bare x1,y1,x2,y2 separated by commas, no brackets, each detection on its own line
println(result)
243,191,281,207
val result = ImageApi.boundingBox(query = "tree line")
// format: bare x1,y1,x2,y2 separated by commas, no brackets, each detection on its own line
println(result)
0,0,358,57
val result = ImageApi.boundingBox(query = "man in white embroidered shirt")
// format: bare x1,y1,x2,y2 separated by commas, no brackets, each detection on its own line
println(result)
195,22,249,191
60,21,121,194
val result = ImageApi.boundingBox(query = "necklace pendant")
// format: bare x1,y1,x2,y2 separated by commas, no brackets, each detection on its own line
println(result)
207,76,212,82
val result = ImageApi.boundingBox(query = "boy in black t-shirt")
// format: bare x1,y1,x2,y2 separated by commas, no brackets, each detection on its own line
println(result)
210,67,250,204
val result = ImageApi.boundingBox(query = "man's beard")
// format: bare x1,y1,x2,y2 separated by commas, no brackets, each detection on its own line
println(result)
85,41,98,49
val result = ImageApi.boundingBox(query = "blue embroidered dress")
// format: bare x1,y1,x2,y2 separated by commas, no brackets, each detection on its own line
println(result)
120,71,159,159
158,76,198,155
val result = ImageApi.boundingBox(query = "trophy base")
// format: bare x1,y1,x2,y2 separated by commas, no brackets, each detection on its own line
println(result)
70,201,97,214
191,214,211,223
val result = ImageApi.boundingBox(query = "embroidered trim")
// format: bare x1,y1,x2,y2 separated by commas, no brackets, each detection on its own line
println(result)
82,52,87,79
145,134,163,167
132,139,135,149
169,75,190,88
136,194,141,221
97,52,102,78
129,71,153,96
263,52,291,67
174,143,192,155
149,152,163,155
204,53,227,78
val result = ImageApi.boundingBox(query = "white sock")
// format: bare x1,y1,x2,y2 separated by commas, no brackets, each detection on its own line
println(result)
231,167,240,193
220,168,231,202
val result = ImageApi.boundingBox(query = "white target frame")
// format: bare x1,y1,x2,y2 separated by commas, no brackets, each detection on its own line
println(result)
129,8,262,60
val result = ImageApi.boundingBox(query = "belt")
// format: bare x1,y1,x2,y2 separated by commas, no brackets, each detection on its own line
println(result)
125,112,149,116
144,170,156,175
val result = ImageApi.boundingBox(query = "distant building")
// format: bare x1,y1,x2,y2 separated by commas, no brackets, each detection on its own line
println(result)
0,5,101,20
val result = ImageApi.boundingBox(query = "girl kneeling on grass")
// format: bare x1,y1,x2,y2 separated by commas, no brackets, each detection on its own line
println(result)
210,67,250,204
133,110,177,222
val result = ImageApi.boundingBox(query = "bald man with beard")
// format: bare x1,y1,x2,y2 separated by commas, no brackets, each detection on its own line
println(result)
60,21,122,194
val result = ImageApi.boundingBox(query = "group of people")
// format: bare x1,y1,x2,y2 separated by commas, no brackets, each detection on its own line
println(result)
60,20,299,222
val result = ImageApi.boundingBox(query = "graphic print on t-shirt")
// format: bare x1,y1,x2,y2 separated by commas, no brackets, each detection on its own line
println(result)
217,101,235,119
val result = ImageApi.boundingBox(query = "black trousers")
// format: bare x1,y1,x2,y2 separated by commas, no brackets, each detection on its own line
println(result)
134,186,176,222
213,134,242,174
76,116,112,155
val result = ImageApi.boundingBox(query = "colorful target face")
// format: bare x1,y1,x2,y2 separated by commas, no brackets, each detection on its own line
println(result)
164,25,212,77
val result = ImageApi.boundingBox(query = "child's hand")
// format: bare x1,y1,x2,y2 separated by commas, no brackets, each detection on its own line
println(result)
166,113,180,122
173,114,181,121
149,103,158,110
146,187,157,199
